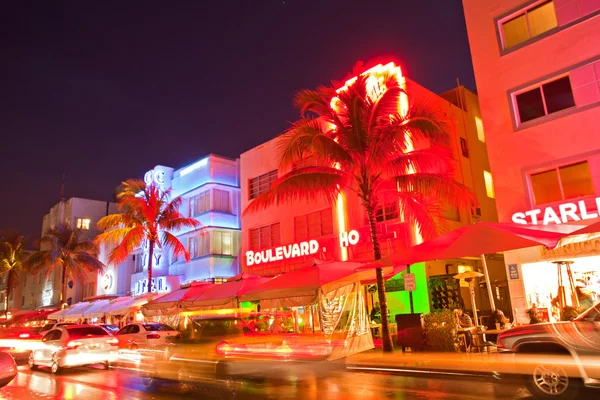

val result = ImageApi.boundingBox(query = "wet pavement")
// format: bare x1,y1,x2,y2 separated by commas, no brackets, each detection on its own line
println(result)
0,364,542,400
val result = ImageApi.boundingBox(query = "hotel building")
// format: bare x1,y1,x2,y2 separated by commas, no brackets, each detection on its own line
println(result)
462,0,600,321
240,63,506,317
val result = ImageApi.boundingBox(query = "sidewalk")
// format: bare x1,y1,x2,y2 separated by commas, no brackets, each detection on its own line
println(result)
343,347,583,380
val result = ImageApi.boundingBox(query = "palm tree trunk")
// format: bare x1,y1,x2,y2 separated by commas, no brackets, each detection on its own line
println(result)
5,270,13,319
147,240,155,294
366,203,394,353
61,264,67,309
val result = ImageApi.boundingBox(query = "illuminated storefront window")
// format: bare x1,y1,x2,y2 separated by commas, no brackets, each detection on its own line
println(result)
530,161,594,205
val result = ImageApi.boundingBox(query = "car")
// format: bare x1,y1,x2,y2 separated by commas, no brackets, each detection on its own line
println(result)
0,327,43,364
497,302,600,400
29,324,118,374
39,322,75,334
98,324,119,334
138,316,336,398
115,323,181,350
0,352,17,388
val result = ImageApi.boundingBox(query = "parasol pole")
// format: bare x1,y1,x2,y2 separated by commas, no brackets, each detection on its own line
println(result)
481,254,496,312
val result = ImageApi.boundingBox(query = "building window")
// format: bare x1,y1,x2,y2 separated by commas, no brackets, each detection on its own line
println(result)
213,189,231,213
484,171,495,199
190,191,210,216
294,209,334,241
212,231,233,256
76,218,91,230
530,161,594,205
475,117,485,142
134,253,144,273
500,1,557,49
249,170,278,200
29,294,34,307
21,296,25,307
189,232,210,259
515,76,575,123
249,223,280,250
460,137,469,158
375,203,400,223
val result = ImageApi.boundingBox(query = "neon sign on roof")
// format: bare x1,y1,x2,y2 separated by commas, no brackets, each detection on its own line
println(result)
179,157,208,177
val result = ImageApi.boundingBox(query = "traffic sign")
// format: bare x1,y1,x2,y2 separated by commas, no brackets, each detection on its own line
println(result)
404,273,416,292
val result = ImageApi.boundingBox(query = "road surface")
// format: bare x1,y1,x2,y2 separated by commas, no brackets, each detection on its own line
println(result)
0,363,545,400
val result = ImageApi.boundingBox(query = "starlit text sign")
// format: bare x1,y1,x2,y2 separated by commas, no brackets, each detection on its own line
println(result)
512,198,600,225
246,230,360,266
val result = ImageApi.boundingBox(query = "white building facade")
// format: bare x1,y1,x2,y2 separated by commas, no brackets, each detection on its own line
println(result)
126,154,242,298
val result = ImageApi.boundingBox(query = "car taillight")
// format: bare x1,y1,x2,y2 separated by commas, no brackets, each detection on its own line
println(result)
215,341,229,355
147,334,161,339
175,334,182,339
19,333,30,339
66,340,83,350
106,338,119,346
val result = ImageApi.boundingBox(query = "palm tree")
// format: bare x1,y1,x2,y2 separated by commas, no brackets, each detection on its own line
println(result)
0,231,28,318
245,68,475,352
96,179,201,294
25,223,105,309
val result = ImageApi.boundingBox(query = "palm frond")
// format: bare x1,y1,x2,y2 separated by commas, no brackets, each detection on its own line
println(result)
395,173,477,210
160,217,202,233
398,193,446,240
277,118,353,170
106,226,145,265
293,87,336,117
161,231,189,263
380,146,454,178
244,167,348,215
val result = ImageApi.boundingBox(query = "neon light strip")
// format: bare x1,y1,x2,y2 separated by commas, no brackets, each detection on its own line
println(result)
179,158,208,176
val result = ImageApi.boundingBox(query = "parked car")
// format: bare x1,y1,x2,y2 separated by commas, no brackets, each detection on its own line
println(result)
29,324,118,374
98,324,119,334
0,327,43,364
497,302,600,400
0,352,17,388
138,316,336,398
115,323,181,350
39,322,75,334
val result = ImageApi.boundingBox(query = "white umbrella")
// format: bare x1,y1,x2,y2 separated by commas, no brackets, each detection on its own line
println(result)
454,271,484,326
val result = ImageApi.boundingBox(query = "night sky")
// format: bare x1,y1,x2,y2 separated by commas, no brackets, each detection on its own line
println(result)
0,0,475,242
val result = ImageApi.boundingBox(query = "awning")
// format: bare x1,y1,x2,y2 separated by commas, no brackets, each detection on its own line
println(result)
48,306,75,320
103,296,155,316
11,309,58,325
71,300,111,319
241,261,375,307
82,299,117,319
61,302,92,320
186,273,271,310
141,282,214,317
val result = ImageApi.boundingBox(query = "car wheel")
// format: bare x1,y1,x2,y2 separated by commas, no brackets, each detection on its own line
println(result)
219,375,241,400
28,352,37,370
525,364,580,400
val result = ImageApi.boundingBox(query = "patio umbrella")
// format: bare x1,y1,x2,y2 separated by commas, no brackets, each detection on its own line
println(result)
556,220,600,247
454,271,484,326
381,221,570,311
185,273,271,310
241,260,368,307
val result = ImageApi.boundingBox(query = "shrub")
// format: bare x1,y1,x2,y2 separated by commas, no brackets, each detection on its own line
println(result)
423,309,459,352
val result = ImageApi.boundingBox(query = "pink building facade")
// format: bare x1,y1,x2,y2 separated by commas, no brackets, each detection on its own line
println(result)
240,63,505,318
463,0,600,322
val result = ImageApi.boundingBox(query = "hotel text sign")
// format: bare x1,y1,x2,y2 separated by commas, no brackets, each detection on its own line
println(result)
541,239,600,258
512,197,600,225
246,230,360,266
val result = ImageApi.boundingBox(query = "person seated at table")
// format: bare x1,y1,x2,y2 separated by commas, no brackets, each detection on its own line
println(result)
457,308,474,328
485,309,509,342
454,308,473,351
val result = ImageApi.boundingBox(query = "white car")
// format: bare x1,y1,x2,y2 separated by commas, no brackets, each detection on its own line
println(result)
115,323,181,349
39,322,75,334
29,325,118,374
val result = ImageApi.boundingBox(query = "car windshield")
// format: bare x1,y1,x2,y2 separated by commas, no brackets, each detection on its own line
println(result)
142,323,175,332
67,326,109,338
40,324,53,332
